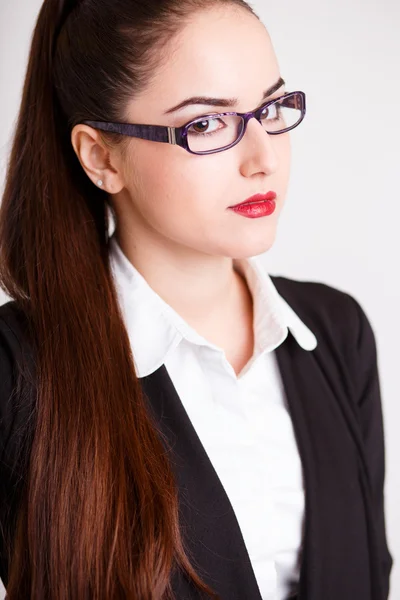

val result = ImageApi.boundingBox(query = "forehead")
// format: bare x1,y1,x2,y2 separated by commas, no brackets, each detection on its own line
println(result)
129,6,280,118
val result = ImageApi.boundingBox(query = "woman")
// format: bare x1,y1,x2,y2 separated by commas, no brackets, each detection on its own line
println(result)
0,0,392,598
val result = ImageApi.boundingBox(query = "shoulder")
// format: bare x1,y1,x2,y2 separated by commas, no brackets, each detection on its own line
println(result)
270,274,374,354
271,274,363,325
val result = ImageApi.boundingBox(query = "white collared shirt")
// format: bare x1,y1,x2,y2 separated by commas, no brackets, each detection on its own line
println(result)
108,233,318,600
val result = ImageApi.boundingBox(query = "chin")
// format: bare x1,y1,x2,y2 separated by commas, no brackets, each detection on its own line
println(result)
228,230,278,260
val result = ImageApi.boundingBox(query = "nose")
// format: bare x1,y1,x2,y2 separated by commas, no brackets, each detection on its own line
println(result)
238,117,279,177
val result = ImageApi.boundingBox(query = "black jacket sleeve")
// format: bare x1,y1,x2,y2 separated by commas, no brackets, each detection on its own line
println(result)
348,296,393,599
0,309,20,589
0,302,36,589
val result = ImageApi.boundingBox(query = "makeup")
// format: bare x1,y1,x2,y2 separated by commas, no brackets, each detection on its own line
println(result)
229,192,277,219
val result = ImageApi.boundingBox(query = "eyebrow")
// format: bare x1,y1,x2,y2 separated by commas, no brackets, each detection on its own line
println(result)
163,76,286,115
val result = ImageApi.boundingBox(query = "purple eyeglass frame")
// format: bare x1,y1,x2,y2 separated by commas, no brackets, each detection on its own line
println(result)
81,91,306,156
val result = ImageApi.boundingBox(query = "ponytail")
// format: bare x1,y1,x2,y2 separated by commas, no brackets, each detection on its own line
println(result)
0,0,257,597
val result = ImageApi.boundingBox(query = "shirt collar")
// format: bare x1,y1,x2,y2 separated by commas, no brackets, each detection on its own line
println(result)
108,234,317,378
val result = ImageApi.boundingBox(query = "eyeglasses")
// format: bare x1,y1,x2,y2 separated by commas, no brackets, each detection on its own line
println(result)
81,91,306,156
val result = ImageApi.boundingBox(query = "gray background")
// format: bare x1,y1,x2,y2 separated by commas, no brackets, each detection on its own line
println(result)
1,0,399,597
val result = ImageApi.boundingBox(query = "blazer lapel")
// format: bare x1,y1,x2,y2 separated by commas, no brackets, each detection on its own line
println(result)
141,366,263,600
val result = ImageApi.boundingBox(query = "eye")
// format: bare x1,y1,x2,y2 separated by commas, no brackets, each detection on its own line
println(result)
188,117,226,136
260,101,280,121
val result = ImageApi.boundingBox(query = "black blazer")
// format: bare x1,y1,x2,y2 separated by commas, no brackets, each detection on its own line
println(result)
0,276,393,600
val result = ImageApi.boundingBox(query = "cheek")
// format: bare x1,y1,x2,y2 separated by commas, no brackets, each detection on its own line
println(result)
130,146,230,222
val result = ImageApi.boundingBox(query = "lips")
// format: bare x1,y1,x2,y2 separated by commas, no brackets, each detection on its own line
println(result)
229,191,277,208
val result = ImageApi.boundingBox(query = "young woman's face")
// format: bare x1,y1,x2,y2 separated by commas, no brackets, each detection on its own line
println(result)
115,5,292,260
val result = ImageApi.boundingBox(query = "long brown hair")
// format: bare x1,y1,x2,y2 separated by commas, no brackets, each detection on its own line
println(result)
0,0,259,597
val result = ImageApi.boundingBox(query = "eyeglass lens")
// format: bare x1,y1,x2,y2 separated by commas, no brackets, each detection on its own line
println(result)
187,92,303,153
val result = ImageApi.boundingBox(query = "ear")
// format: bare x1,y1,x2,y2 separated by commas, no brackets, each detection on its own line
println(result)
70,124,125,193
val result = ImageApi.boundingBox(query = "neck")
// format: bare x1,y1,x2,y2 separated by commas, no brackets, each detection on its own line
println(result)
112,227,253,339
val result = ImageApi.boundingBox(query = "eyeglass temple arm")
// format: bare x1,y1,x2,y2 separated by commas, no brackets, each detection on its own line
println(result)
82,120,182,146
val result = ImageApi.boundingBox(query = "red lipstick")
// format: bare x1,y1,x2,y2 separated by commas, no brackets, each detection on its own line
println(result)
229,192,277,219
